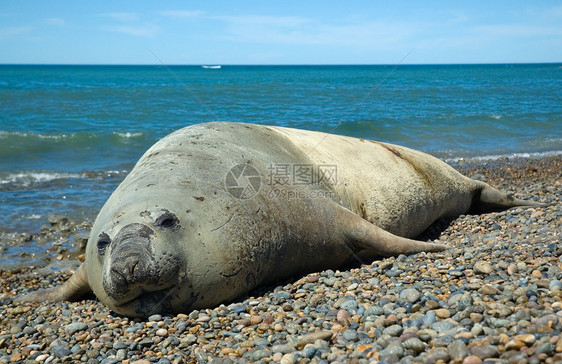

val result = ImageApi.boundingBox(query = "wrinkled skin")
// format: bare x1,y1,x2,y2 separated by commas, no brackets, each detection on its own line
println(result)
17,122,545,317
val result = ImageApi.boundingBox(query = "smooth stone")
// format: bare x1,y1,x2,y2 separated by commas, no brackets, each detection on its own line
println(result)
248,349,270,361
480,285,501,295
403,337,425,353
422,347,450,364
64,322,88,335
469,345,499,359
514,334,536,345
473,261,494,274
50,345,72,358
113,343,128,350
342,329,359,341
400,288,421,303
549,280,562,291
380,344,404,358
181,334,197,346
535,342,554,355
148,314,162,322
300,345,317,359
272,344,296,354
86,349,100,359
425,300,440,310
448,340,468,360
434,335,455,347
535,314,558,331
280,353,297,364
340,300,358,314
417,329,437,342
230,305,246,314
116,349,127,361
435,308,451,319
35,354,50,362
431,321,455,334
447,294,465,306
383,325,404,337
297,330,332,348
423,311,437,325
364,305,384,316
462,355,483,364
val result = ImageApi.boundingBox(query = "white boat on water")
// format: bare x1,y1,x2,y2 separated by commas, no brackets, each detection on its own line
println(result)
202,65,222,69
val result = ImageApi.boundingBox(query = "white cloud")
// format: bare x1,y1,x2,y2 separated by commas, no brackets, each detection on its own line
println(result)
44,18,65,26
214,15,416,50
216,14,309,29
0,26,32,40
104,24,159,37
472,24,562,38
99,12,140,23
160,10,205,19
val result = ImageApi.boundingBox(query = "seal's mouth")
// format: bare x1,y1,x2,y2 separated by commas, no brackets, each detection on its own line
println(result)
113,286,177,316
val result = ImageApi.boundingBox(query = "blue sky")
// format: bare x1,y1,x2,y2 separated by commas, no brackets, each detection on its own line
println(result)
1,1,561,65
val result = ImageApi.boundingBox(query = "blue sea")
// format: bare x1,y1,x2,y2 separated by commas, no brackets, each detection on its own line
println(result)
1,64,561,234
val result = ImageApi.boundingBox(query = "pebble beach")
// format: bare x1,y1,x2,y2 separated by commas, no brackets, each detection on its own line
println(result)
1,155,561,364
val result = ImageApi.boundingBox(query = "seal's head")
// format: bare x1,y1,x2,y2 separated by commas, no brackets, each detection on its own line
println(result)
86,205,195,317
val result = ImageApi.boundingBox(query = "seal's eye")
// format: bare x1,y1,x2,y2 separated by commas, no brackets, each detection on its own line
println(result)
156,212,179,229
97,233,111,255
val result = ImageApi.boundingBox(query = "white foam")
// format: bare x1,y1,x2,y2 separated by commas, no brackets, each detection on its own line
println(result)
0,130,69,140
445,150,562,164
0,171,85,186
114,131,143,138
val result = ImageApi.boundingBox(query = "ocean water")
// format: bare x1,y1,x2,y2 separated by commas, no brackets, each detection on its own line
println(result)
1,64,561,234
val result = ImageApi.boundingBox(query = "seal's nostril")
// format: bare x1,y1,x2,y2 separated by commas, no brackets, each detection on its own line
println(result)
131,261,140,279
110,266,128,288
109,255,145,292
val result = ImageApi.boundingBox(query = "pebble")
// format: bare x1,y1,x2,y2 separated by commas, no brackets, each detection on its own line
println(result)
383,324,403,337
64,321,88,334
400,288,421,303
434,308,450,318
155,328,168,337
480,284,501,295
470,345,499,360
463,355,483,364
448,340,468,360
50,345,71,358
473,261,494,274
0,156,560,363
297,330,332,348
403,337,425,353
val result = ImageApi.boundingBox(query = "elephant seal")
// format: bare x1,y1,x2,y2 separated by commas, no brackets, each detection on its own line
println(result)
18,122,545,317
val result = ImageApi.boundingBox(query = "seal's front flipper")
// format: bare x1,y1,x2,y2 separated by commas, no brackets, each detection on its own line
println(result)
15,262,91,303
473,181,547,212
336,206,447,260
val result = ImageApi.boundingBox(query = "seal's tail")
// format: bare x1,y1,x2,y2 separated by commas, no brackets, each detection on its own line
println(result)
472,181,547,212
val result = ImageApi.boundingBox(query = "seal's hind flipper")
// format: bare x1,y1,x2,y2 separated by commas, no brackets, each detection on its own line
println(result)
15,262,91,303
336,206,447,260
472,181,547,212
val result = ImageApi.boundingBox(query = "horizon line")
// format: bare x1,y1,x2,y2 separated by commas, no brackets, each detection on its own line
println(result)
1,62,561,67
